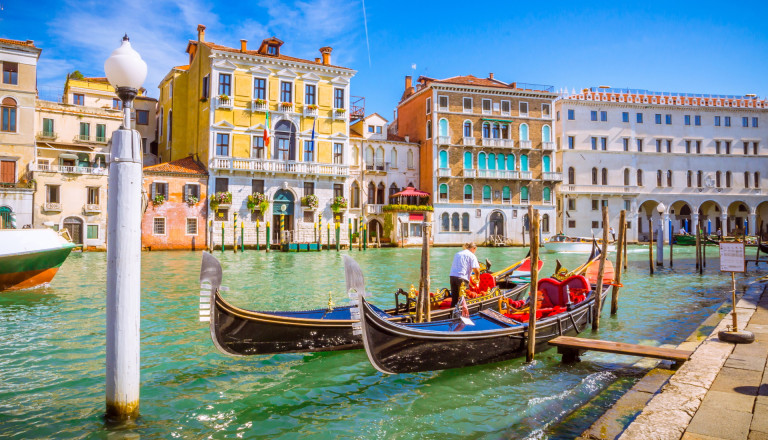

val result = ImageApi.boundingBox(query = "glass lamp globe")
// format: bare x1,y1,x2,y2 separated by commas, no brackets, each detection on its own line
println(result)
656,203,666,214
104,35,147,91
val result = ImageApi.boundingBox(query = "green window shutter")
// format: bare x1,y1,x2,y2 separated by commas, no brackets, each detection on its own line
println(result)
483,185,491,199
502,186,510,198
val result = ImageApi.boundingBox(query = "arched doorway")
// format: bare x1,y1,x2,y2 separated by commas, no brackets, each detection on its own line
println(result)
489,210,504,240
63,217,84,245
272,189,295,242
727,201,749,235
274,120,297,161
670,200,693,233
637,200,661,242
0,206,13,229
368,219,384,244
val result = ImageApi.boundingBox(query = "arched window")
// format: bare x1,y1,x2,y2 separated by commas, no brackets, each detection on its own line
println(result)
744,171,750,188
592,167,598,185
439,150,448,168
520,186,529,202
482,185,492,202
407,150,414,169
542,155,551,173
1,97,18,133
390,148,397,168
463,151,473,169
716,171,721,187
439,183,448,201
543,187,551,202
667,170,673,187
478,152,487,170
464,184,473,202
461,213,470,231
274,120,297,160
365,146,374,166
687,170,693,188
463,121,472,137
441,213,450,231
697,170,702,187
352,146,359,166
0,206,12,229
497,154,505,170
501,124,509,139
542,125,551,142
602,168,608,185
438,118,448,137
520,154,529,171
569,167,575,184
451,213,460,231
351,181,360,208
367,182,376,204
390,183,399,199
426,120,432,138
377,182,385,204
502,186,511,203
756,172,760,188
624,168,630,186
542,214,550,233
638,169,644,186
492,123,500,139
507,154,515,170
488,153,496,170
519,123,529,141
725,171,731,188
375,147,385,169
482,122,490,138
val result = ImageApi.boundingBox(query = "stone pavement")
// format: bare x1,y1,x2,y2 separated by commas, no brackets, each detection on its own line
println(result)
615,282,768,440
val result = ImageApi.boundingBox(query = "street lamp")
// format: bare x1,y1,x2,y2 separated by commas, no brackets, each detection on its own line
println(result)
103,34,146,423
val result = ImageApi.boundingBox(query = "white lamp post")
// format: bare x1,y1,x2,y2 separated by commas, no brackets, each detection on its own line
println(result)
656,202,665,267
103,34,147,422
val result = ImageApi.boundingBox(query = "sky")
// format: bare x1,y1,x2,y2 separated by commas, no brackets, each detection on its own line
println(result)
2,0,767,118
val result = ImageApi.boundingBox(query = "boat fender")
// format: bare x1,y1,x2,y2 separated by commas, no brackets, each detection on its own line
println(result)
717,330,755,344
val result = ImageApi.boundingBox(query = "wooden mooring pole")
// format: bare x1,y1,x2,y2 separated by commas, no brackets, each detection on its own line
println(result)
611,210,626,315
648,219,654,275
594,206,609,330
623,220,628,270
526,206,540,363
417,213,432,323
669,219,673,267
696,227,703,275
233,213,237,253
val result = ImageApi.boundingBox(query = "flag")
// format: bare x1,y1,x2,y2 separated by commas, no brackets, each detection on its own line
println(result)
311,118,316,145
263,110,270,147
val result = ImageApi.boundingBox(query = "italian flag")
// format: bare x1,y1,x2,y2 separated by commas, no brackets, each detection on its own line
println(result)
264,110,271,147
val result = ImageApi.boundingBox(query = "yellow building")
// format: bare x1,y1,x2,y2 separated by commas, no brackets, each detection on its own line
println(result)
0,38,41,228
158,25,356,246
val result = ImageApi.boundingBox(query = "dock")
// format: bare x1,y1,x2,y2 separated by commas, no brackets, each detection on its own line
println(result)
549,336,693,366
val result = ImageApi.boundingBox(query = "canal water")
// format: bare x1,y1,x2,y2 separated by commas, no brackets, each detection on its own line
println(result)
1,246,764,439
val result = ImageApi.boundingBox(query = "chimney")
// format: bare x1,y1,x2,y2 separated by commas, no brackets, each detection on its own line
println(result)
314,57,321,63
197,24,206,42
240,39,247,53
405,75,412,91
489,73,494,80
319,47,332,65
26,40,34,46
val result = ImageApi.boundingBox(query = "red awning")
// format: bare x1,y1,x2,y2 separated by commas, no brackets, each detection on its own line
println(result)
391,187,430,197
409,213,424,221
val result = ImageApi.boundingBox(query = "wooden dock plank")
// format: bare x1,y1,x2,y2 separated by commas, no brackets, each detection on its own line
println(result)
550,336,692,362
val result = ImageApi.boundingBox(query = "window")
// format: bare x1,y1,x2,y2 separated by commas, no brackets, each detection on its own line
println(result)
567,198,576,211
656,139,662,153
73,94,84,105
752,117,758,127
184,183,200,201
334,88,344,109
601,168,608,185
441,213,449,231
685,115,691,126
754,142,759,155
46,184,60,203
591,137,597,150
637,169,643,186
153,218,166,235
280,81,293,103
600,111,607,121
665,114,672,125
636,113,643,123
253,78,266,101
482,123,490,139
568,109,575,120
333,183,344,199
744,171,750,188
519,102,528,115
657,170,663,187
716,171,721,187
87,187,99,205
482,99,491,113
426,121,432,139
202,75,210,99
742,117,749,127
556,111,560,121
482,185,491,202
463,97,472,112
667,170,672,187
407,150,414,169
333,143,343,164
542,214,550,233
87,225,99,240
601,137,607,151
725,171,731,188
439,184,448,201
303,140,314,162
79,122,90,140
716,141,721,154
543,187,551,204
464,185,473,202
592,200,599,211
182,218,197,235
451,213,460,232
541,103,551,117
622,112,629,122
696,140,701,154
724,116,731,127
461,213,470,231
636,139,643,152
463,121,472,137
218,73,231,96
744,141,749,155
756,172,760,188
426,97,432,114
501,100,510,115
252,136,265,159
2,62,18,84
697,171,702,188
568,167,575,184
438,95,449,110
624,168,630,186
725,141,731,154
687,170,693,187
623,138,629,151
215,133,230,156
591,167,598,185
502,186,510,203
112,98,122,110
568,220,576,228
591,110,597,121
655,114,662,124
685,140,691,154
568,136,574,149
151,182,169,199
520,186,529,203
695,115,701,126
1,97,17,132
666,139,672,153
136,110,149,125
715,116,721,126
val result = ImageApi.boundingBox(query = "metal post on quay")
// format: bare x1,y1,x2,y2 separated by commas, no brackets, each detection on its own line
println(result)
104,34,147,422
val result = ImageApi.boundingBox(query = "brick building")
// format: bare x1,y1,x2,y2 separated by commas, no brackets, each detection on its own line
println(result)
396,74,560,245
142,156,208,250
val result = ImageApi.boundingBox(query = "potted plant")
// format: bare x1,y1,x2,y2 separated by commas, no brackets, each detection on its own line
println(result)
330,196,347,213
301,194,319,209
219,94,229,101
185,195,199,205
254,98,266,105
306,104,318,110
210,191,232,212
335,108,347,114
247,192,268,212
152,194,165,205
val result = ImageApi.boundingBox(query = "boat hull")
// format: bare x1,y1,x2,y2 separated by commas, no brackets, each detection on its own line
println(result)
0,245,75,291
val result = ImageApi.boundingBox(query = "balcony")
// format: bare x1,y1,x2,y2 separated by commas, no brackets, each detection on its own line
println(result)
560,184,641,195
216,96,233,109
366,204,383,215
437,168,451,177
74,134,91,143
463,169,477,178
542,172,563,181
303,106,318,117
210,157,349,177
437,136,451,145
477,169,520,180
84,203,101,213
30,163,108,175
278,102,294,113
251,100,268,112
43,202,62,212
37,131,57,140
542,142,556,151
364,160,388,172
333,109,347,120
462,137,476,146
519,171,533,180
481,138,514,148
518,140,532,150
95,136,108,144
543,199,554,205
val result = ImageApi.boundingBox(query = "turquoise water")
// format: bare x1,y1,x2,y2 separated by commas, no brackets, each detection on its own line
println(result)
0,246,764,439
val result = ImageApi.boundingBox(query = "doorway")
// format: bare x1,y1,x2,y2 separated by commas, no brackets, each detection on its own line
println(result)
272,189,295,242
63,216,83,245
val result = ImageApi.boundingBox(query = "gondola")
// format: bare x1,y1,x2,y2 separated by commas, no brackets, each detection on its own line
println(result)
760,243,768,255
198,252,530,356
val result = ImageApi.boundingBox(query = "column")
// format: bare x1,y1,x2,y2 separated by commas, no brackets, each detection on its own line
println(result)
721,213,728,236
748,213,757,236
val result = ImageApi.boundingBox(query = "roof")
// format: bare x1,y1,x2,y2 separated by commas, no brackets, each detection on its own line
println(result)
143,156,207,175
426,75,510,89
0,38,38,49
196,41,353,71
365,112,389,123
349,126,363,138
387,133,409,143
173,65,190,71
81,77,110,83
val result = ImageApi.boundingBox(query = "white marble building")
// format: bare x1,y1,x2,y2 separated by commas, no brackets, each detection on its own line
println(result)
555,87,768,242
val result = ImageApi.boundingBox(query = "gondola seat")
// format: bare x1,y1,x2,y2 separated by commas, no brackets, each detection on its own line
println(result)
537,275,591,308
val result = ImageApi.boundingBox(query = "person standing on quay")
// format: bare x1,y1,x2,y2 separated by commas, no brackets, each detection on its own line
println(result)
449,242,480,306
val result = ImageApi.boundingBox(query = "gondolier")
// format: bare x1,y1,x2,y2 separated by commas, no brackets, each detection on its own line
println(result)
449,242,480,306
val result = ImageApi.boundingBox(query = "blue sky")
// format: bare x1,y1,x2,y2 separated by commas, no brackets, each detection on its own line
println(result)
2,0,767,117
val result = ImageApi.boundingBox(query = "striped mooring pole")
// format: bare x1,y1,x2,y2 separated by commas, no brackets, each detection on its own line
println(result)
280,214,285,246
240,221,244,252
256,219,260,251
266,221,271,252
